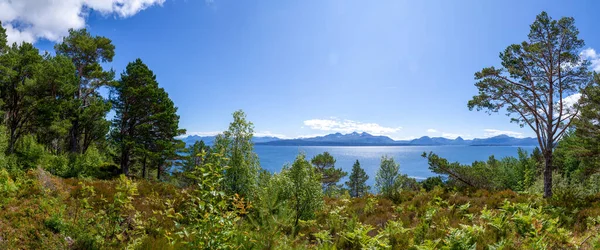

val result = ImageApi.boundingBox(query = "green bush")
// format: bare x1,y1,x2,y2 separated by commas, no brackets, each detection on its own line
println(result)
14,135,46,170
0,168,17,200
44,212,66,233
68,146,106,178
421,176,444,191
42,154,70,176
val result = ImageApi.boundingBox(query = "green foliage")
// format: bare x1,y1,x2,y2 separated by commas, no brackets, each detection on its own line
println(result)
422,176,444,191
14,135,46,170
1,162,599,249
33,55,78,154
183,140,210,173
0,42,44,154
111,59,183,177
376,156,400,198
423,149,540,191
283,153,324,232
0,21,7,52
467,11,592,198
2,12,600,250
0,126,8,169
55,28,114,154
69,145,106,178
346,160,370,198
565,74,600,175
311,151,348,192
42,154,69,176
0,168,17,201
244,170,295,248
214,110,260,199
173,150,244,249
341,222,389,249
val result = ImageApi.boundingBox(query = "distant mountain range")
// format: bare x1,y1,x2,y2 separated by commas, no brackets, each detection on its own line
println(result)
181,132,538,147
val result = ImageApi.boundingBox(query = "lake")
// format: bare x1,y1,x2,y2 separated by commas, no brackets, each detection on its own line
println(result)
254,145,537,186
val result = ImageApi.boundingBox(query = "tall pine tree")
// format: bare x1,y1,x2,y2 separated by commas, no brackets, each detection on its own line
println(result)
346,160,370,197
111,59,182,176
55,29,114,154
0,42,43,154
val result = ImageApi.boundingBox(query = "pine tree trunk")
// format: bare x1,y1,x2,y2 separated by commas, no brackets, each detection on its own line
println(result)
157,164,161,180
142,155,147,179
69,119,79,153
543,151,553,198
8,129,15,154
121,149,130,175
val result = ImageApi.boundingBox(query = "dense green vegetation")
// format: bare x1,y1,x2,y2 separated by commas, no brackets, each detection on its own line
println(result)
1,11,600,249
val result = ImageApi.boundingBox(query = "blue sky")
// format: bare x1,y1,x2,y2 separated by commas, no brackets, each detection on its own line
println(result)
3,0,600,139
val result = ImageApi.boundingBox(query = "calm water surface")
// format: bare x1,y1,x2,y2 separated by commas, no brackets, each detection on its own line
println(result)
254,145,536,186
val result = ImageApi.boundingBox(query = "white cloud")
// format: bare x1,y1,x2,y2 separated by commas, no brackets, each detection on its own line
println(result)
426,128,468,139
483,129,524,138
563,93,581,107
303,118,402,135
254,131,291,139
0,0,165,44
581,48,600,72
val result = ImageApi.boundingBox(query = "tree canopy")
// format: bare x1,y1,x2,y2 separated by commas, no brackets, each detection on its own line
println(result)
55,29,115,154
214,110,260,198
111,59,183,176
311,151,347,191
467,12,592,197
346,160,370,197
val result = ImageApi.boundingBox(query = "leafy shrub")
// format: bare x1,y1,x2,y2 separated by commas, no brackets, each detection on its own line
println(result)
14,135,46,170
171,151,244,249
423,149,541,192
42,154,69,176
421,176,445,191
44,212,66,233
244,170,295,248
0,168,17,202
68,146,106,177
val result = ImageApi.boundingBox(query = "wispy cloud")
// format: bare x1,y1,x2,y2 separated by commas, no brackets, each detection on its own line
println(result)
426,128,468,139
0,0,165,44
254,131,291,139
483,129,524,138
303,118,402,135
581,48,600,72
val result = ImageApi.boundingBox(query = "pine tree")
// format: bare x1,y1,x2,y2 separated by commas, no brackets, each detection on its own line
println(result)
311,152,347,191
34,55,78,154
55,29,114,154
0,21,7,53
467,12,591,197
346,160,370,197
111,59,182,176
573,73,600,172
0,42,43,154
